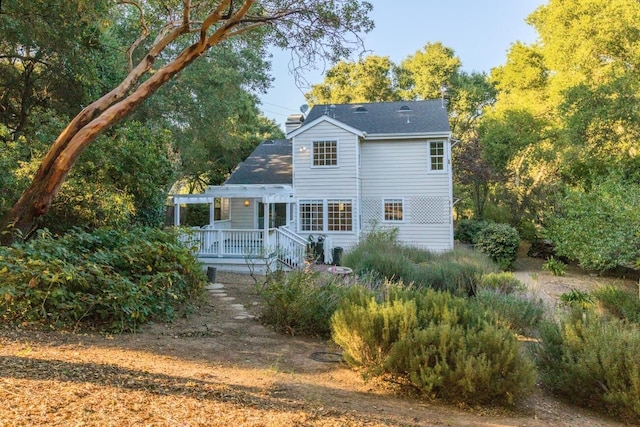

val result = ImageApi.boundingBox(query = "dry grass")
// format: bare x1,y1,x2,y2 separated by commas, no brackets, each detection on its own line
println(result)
0,271,629,426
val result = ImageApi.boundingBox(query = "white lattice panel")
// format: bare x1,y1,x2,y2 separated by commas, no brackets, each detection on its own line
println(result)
410,197,449,224
360,198,382,228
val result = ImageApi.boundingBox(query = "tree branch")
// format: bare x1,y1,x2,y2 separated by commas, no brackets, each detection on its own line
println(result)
120,0,149,71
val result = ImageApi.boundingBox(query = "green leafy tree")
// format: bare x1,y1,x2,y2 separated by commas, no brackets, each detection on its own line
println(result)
0,0,110,136
398,42,461,100
305,55,400,105
547,176,640,271
0,0,374,244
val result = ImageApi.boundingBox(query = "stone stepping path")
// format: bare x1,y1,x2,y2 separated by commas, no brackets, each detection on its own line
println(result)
206,282,255,320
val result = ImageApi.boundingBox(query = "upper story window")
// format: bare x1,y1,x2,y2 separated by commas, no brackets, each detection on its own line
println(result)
429,141,445,171
313,140,338,167
383,199,404,222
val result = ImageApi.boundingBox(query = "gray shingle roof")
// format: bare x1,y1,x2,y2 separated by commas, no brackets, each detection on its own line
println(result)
303,100,450,135
224,139,292,185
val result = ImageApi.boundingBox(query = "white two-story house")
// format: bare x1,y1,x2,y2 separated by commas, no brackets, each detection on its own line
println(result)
170,100,453,270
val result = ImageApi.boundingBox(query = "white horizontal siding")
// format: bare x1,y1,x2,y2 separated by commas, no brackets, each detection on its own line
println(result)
293,121,359,200
360,140,449,198
359,139,453,251
361,222,452,253
230,198,255,229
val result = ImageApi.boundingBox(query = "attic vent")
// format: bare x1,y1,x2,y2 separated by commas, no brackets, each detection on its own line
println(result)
354,106,368,113
263,139,275,145
398,105,412,112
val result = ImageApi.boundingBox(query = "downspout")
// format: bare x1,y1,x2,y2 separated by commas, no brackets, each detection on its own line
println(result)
448,135,456,249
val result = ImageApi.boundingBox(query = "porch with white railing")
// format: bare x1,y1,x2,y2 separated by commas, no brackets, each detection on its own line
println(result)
181,226,307,269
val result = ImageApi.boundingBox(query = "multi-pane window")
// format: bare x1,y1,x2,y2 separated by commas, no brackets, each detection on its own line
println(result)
429,141,445,171
328,200,353,231
299,199,352,232
299,200,324,232
383,199,404,222
312,140,338,166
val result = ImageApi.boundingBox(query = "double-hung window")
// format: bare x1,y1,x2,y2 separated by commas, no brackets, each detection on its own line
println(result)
327,200,352,231
383,199,404,222
429,141,445,171
299,200,324,232
312,140,338,167
299,199,352,232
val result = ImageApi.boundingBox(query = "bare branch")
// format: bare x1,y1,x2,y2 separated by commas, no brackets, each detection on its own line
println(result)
120,0,149,71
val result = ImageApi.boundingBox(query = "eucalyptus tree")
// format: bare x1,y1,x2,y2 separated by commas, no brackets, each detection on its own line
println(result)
0,0,374,245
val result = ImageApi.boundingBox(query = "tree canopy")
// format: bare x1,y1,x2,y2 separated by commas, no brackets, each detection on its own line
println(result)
0,0,374,244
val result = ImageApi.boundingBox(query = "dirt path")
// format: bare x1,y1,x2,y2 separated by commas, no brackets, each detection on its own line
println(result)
0,265,633,426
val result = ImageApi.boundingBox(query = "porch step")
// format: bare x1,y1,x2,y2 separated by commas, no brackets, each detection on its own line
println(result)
199,256,280,274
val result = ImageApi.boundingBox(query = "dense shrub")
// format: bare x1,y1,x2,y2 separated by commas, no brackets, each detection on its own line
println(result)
479,272,524,294
331,285,536,405
474,223,520,270
592,285,640,324
559,288,594,309
0,227,205,332
542,257,566,276
454,219,492,244
258,269,355,338
474,291,545,336
547,176,640,271
535,310,640,422
343,230,497,295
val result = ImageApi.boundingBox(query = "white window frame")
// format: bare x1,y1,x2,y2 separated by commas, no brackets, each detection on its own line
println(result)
298,199,353,233
428,140,446,172
382,198,405,223
311,140,339,168
298,200,324,232
327,199,353,232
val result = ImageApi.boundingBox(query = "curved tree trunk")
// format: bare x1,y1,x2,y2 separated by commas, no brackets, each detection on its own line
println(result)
0,0,372,245
0,1,248,245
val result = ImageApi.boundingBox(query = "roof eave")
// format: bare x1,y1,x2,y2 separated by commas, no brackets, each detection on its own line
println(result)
287,115,366,138
363,131,452,141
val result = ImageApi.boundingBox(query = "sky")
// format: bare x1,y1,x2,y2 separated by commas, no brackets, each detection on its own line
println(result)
259,0,546,128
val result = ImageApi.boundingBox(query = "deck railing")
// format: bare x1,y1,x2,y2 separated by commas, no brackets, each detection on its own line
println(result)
273,227,307,268
181,226,307,268
182,228,264,257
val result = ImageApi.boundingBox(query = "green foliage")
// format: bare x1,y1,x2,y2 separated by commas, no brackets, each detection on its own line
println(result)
454,219,492,244
547,176,640,271
542,257,566,276
592,285,640,324
474,291,545,336
474,223,520,270
331,285,536,404
535,310,640,422
0,227,205,332
305,56,401,105
258,270,353,338
479,272,524,294
343,229,497,295
40,122,176,232
559,289,594,309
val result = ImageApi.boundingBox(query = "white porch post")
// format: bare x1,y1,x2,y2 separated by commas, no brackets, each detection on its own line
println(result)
285,201,292,228
263,200,270,253
209,198,216,227
174,201,181,227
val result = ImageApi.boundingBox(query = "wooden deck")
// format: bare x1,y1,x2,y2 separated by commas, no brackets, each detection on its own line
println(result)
181,226,307,272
